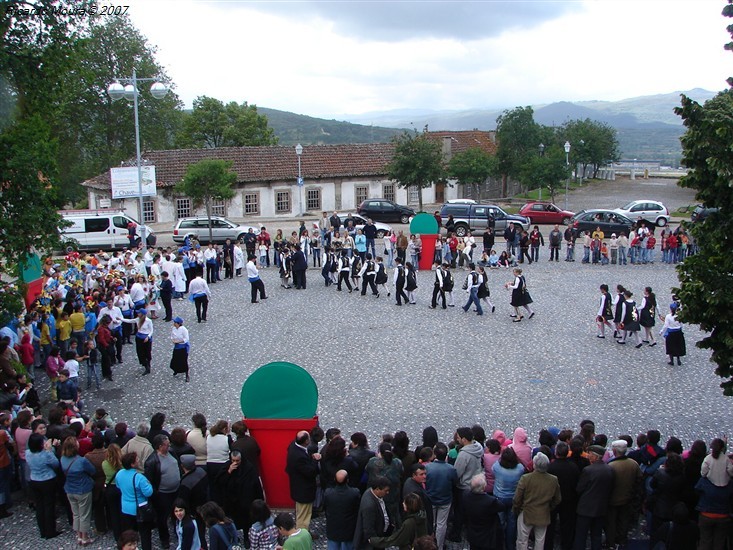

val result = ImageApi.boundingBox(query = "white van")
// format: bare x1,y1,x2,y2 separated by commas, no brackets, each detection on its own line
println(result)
60,209,157,251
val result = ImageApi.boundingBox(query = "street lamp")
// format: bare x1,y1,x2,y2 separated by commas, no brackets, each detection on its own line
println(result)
295,143,304,216
538,143,545,201
564,141,571,210
107,69,169,246
578,139,585,186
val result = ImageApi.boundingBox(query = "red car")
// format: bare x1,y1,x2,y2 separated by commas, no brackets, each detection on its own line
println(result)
519,202,576,225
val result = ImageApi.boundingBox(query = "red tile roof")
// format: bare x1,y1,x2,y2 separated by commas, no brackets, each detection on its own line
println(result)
81,131,496,190
427,130,497,155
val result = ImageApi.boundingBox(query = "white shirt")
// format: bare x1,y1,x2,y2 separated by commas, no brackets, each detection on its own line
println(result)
188,277,211,297
114,294,134,312
246,261,259,279
206,434,230,464
121,316,154,337
204,248,217,262
97,306,123,329
129,282,146,303
660,313,682,334
65,359,80,378
171,325,189,345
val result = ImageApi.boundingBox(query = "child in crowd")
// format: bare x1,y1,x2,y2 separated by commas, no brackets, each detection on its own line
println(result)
57,312,71,356
85,340,101,391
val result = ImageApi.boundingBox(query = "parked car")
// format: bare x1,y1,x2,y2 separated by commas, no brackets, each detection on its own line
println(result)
570,209,634,237
613,200,669,227
690,204,719,222
439,203,529,237
340,213,392,238
172,216,259,244
357,199,415,224
519,202,575,226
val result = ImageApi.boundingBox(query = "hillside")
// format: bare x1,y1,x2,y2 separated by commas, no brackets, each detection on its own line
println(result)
258,89,719,163
258,107,400,146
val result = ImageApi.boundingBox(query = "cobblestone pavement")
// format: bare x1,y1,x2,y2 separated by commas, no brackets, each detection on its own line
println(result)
3,179,723,549
3,251,730,549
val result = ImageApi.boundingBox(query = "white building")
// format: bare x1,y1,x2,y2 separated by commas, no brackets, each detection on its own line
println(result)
80,131,497,225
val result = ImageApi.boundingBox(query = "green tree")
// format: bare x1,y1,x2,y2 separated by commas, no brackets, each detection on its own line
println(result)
54,15,183,201
560,118,620,179
495,106,542,197
386,127,445,212
519,149,570,204
0,115,68,315
177,96,278,148
447,147,497,200
672,0,733,395
176,159,237,243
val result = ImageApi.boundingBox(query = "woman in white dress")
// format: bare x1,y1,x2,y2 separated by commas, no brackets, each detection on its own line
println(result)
233,242,245,277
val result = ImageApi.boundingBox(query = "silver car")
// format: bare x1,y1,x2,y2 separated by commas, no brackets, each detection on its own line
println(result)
172,216,260,244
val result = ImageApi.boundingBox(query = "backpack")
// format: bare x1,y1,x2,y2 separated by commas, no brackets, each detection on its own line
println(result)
442,270,454,291
211,523,238,550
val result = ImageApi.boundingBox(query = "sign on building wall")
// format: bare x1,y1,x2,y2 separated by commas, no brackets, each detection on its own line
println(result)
110,166,157,199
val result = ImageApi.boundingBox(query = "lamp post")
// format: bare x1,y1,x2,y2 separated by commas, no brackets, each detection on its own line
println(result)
295,143,304,216
564,141,571,210
107,69,168,246
578,139,585,186
538,143,545,201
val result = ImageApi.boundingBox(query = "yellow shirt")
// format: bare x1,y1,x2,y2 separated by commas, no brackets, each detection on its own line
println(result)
57,319,72,341
40,323,52,346
69,312,86,332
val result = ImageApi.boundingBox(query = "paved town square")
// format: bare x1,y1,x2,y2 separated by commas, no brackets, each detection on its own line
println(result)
5,254,732,549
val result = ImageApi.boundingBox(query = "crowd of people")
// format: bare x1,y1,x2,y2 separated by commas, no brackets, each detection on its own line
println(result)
0,399,732,550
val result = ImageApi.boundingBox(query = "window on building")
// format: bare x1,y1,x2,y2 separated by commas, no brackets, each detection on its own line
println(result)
211,199,226,217
355,185,369,207
408,185,420,204
176,198,191,219
243,192,259,215
275,191,291,213
143,199,156,223
382,183,395,202
306,188,321,211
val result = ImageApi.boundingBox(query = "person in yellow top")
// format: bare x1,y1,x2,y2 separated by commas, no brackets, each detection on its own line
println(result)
591,227,605,241
69,304,87,351
39,313,53,364
56,312,72,356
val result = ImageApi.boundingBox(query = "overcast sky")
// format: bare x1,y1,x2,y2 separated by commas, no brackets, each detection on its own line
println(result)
128,0,732,118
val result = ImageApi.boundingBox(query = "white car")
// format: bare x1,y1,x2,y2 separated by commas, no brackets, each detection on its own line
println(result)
613,200,670,227
340,213,393,238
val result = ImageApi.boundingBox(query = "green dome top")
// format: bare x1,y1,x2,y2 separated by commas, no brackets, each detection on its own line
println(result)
241,362,318,419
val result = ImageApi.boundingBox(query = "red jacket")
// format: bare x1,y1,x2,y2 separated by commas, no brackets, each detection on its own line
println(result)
96,324,114,348
17,334,35,366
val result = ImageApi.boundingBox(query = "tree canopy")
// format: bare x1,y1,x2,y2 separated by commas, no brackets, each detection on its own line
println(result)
495,106,543,196
386,127,445,212
177,96,279,149
672,0,733,395
176,159,237,243
447,147,497,199
559,118,620,178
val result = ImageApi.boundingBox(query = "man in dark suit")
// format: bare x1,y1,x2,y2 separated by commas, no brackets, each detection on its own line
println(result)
353,476,392,550
546,441,580,550
324,469,360,549
573,445,614,550
402,463,434,535
285,430,321,534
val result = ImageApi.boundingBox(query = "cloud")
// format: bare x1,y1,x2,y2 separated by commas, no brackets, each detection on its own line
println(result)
236,0,584,41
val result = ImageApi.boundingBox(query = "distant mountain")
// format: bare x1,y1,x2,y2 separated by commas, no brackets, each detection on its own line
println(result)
258,89,721,163
258,107,400,146
340,89,718,131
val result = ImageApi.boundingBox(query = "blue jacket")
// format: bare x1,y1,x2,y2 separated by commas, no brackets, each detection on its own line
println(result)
60,455,95,494
695,477,733,515
116,468,154,516
425,460,458,506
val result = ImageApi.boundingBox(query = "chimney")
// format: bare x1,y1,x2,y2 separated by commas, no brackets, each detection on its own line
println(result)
442,136,453,161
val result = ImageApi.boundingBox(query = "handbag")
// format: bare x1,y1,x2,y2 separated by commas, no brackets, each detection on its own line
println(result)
133,473,156,524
